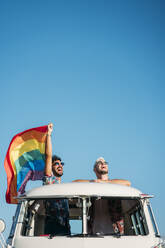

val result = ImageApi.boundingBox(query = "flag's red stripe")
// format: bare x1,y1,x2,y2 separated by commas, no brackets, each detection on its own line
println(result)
11,125,47,139
4,146,15,203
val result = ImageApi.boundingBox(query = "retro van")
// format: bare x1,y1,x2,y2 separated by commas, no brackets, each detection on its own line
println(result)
0,182,164,248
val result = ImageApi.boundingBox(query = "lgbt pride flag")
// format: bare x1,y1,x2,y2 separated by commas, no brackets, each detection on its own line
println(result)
4,125,48,204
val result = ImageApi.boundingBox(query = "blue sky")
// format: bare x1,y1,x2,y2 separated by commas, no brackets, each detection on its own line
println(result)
0,0,165,238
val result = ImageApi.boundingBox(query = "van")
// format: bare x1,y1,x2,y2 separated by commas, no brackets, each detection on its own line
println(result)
1,182,164,248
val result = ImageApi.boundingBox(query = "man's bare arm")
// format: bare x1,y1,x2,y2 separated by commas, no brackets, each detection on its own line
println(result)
72,179,131,186
44,123,53,176
109,179,131,186
72,179,90,182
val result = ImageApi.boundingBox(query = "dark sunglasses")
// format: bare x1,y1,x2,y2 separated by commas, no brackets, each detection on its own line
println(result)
52,161,65,166
97,161,108,166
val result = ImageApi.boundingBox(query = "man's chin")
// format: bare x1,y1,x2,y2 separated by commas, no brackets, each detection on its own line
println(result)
56,172,63,177
100,170,108,175
53,170,63,177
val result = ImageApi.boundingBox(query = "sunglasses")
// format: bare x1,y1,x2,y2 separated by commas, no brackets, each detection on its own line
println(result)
97,161,108,166
52,161,65,166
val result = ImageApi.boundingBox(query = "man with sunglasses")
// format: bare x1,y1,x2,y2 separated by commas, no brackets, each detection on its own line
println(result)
93,157,131,185
73,157,130,185
42,123,70,236
89,157,130,235
43,155,65,185
74,157,130,235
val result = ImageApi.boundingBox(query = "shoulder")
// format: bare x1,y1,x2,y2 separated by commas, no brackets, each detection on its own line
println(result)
43,175,58,185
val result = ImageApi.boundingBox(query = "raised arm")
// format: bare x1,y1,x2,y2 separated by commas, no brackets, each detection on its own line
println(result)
44,123,53,176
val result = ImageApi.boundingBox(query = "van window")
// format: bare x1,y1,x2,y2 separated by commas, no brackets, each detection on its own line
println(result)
88,197,148,236
147,202,159,236
21,198,82,237
21,197,148,237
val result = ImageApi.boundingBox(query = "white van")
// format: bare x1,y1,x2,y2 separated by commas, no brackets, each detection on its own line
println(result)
1,182,164,248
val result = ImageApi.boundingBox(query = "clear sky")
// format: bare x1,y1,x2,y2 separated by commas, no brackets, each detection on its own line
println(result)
0,0,165,238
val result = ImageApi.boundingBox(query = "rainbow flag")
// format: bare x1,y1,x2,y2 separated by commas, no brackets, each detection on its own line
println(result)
4,125,48,204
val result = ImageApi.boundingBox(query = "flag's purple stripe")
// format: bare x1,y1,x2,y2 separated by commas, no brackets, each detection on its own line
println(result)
17,170,44,195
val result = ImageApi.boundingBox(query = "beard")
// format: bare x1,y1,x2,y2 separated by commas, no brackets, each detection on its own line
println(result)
95,167,108,175
52,168,63,177
54,171,63,177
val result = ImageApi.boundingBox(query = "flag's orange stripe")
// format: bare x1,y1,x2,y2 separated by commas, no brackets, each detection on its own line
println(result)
10,130,46,151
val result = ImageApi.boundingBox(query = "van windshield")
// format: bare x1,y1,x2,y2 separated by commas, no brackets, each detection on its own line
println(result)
21,197,148,237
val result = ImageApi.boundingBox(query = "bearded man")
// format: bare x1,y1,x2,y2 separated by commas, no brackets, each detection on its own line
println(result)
73,157,130,235
93,157,130,186
43,123,70,236
88,157,131,234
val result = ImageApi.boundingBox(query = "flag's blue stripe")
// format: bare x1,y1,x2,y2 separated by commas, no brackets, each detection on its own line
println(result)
17,160,45,191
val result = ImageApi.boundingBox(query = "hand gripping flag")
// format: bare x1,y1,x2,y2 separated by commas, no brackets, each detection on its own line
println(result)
4,125,48,204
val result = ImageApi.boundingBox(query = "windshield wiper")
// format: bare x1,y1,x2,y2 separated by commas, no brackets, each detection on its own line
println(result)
69,233,104,238
48,233,69,239
49,232,121,239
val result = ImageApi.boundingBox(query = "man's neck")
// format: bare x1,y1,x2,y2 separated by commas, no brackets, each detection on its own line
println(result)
54,175,61,183
97,174,109,181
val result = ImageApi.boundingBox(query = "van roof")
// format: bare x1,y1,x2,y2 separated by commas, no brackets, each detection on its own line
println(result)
18,182,143,200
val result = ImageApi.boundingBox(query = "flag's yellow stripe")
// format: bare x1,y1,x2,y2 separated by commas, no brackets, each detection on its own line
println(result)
9,139,45,168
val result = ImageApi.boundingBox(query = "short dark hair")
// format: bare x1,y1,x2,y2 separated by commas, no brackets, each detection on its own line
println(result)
52,155,62,163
